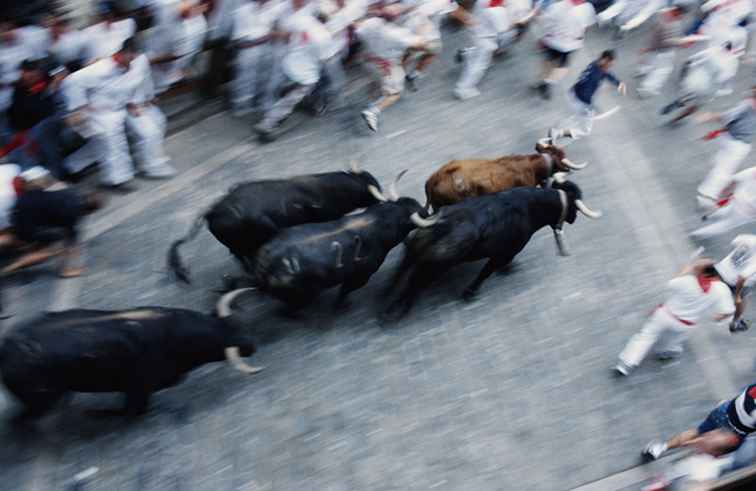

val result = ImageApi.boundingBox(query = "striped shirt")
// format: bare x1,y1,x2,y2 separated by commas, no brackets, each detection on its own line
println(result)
727,384,756,436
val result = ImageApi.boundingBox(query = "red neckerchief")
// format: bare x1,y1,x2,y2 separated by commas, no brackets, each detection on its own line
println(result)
28,80,47,95
570,0,584,5
696,274,714,293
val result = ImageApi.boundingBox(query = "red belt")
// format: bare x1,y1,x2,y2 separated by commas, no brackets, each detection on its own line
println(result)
657,305,695,326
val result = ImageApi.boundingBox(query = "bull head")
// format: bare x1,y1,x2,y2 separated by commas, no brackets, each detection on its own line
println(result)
536,138,588,171
217,288,264,375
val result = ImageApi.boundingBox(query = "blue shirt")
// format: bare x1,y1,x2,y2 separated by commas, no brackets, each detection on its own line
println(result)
572,61,620,106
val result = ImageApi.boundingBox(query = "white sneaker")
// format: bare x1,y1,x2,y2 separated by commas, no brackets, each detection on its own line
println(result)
453,87,481,100
142,163,177,179
361,109,379,132
642,441,667,461
614,361,632,376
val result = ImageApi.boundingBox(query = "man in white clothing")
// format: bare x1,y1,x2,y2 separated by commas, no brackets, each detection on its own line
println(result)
533,0,596,100
47,16,90,72
615,258,735,376
82,3,137,64
125,54,176,178
357,9,429,132
147,0,208,95
714,234,756,331
691,165,756,238
62,38,145,192
254,5,333,142
402,0,455,91
230,0,287,116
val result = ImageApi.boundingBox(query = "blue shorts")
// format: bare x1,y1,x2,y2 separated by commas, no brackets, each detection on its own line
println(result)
697,401,746,449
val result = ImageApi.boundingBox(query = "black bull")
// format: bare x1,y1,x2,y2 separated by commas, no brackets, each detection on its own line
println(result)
0,289,261,418
254,196,426,307
168,170,383,283
384,181,602,318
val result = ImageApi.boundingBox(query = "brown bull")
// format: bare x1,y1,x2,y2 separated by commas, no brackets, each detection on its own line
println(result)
423,139,587,211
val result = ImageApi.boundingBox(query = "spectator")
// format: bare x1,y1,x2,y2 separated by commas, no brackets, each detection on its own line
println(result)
7,59,60,135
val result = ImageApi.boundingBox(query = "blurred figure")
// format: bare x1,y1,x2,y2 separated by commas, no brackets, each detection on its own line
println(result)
357,7,429,132
148,0,208,95
642,383,756,461
714,234,756,332
0,167,105,278
6,59,60,137
453,0,529,100
46,15,90,72
548,50,625,143
229,0,287,116
125,53,176,178
61,38,144,192
660,40,741,126
694,85,756,208
254,1,333,142
532,0,596,100
615,258,734,376
202,0,241,97
82,2,137,64
636,4,703,98
691,165,756,238
597,0,665,37
0,164,21,232
402,0,455,92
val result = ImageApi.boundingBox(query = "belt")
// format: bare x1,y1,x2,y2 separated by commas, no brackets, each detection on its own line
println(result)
657,305,695,326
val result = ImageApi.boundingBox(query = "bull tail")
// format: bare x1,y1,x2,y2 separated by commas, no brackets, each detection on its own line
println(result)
167,213,207,284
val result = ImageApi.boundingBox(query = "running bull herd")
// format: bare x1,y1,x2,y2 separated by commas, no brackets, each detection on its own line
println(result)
0,138,602,419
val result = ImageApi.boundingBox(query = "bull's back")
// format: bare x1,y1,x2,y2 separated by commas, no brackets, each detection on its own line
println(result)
428,159,533,208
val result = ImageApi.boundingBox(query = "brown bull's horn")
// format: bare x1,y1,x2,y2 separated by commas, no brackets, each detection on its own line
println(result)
575,200,602,219
388,169,409,202
216,288,256,318
411,212,439,228
224,346,264,374
349,160,361,173
552,172,568,183
368,185,388,202
561,158,588,170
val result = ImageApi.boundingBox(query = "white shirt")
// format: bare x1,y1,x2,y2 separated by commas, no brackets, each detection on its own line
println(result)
232,0,288,41
325,0,369,56
716,235,756,287
540,0,596,52
148,12,207,92
403,0,456,41
703,0,753,28
664,274,734,323
49,29,90,65
281,15,332,85
62,56,142,113
83,19,137,63
356,17,423,63
702,21,749,55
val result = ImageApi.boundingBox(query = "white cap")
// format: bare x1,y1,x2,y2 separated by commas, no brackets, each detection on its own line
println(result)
20,166,50,182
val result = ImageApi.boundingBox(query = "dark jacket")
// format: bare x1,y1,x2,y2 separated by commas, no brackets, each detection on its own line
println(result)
7,81,61,132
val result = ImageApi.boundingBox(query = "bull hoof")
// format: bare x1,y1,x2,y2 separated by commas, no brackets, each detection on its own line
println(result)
462,288,477,302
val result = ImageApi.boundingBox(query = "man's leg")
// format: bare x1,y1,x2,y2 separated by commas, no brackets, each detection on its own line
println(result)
0,244,64,276
125,106,175,178
640,51,674,96
97,112,136,187
698,139,751,202
455,36,496,99
691,204,755,239
256,83,316,137
361,64,405,132
617,310,670,374
230,46,260,115
653,322,690,359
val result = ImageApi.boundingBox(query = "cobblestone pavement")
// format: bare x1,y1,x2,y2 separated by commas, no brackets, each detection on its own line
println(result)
1,20,755,491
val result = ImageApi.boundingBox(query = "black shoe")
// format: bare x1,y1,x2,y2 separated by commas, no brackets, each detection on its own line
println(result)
99,181,137,194
660,100,681,116
730,318,750,332
538,82,551,100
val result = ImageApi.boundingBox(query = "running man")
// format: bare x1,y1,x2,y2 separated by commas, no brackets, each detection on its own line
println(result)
548,50,626,144
615,257,735,376
643,382,756,461
714,234,756,332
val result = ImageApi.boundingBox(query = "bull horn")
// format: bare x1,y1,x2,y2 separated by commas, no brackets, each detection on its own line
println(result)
388,169,408,202
216,287,256,318
368,185,388,202
411,212,439,228
349,160,362,174
561,158,588,170
552,172,568,183
224,346,264,375
575,200,602,219
537,137,552,147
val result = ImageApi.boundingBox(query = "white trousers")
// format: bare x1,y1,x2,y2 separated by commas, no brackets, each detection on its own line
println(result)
63,110,134,186
456,31,515,92
125,105,172,176
259,81,316,131
691,201,756,238
618,308,692,367
560,90,594,139
638,50,675,95
698,135,752,199
230,45,267,110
